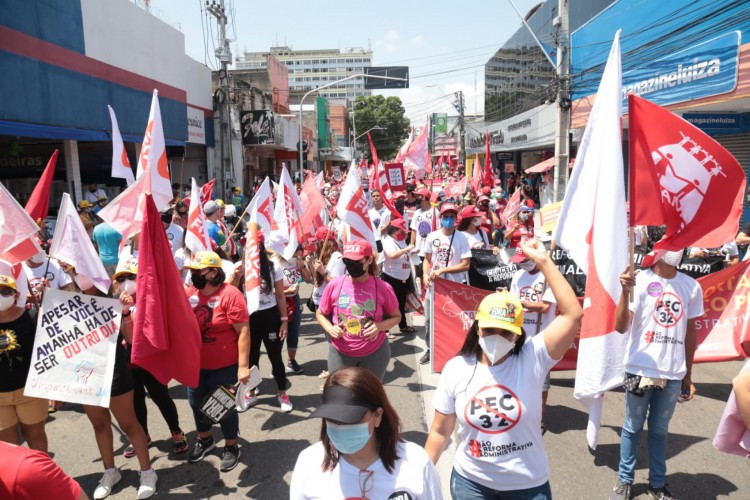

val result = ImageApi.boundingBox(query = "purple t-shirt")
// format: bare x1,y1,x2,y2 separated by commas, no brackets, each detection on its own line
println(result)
319,275,399,357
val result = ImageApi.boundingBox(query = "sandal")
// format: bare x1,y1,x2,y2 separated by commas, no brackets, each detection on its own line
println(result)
400,326,417,333
387,333,396,340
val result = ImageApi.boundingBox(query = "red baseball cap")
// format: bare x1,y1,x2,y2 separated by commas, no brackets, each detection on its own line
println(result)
415,188,430,198
481,186,492,196
439,202,459,215
510,246,530,263
315,226,338,241
459,205,482,220
390,218,408,231
342,240,373,260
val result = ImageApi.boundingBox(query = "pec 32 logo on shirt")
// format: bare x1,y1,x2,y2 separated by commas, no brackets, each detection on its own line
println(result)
464,384,522,434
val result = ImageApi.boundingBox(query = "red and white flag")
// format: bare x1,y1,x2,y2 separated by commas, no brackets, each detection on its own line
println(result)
483,130,495,186
336,163,377,249
185,178,212,254
403,118,431,179
107,106,135,185
0,181,42,264
269,166,305,260
25,149,58,224
629,94,746,267
100,90,172,240
444,177,467,199
471,153,482,195
499,188,521,228
0,260,29,308
300,172,326,241
49,193,111,293
553,31,629,450
244,177,275,314
395,126,414,163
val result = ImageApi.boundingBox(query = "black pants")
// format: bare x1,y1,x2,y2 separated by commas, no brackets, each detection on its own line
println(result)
132,366,182,436
382,272,411,330
249,306,287,391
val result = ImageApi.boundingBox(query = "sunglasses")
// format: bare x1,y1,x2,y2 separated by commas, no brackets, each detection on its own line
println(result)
0,288,16,297
115,274,136,283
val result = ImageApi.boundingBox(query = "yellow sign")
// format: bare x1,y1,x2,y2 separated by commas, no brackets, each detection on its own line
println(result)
539,201,563,233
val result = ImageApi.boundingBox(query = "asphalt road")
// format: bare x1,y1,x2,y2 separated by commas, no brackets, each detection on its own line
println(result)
44,284,749,499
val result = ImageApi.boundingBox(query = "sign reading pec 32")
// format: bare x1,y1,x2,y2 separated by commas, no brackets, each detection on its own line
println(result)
621,31,740,111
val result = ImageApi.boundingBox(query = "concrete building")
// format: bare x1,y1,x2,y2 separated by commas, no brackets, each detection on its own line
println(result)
235,46,373,105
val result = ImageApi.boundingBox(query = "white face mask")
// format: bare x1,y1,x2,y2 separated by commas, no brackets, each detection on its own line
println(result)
0,294,16,311
478,334,516,365
29,252,46,265
661,250,684,267
518,260,536,272
121,278,137,296
472,217,482,227
75,274,95,291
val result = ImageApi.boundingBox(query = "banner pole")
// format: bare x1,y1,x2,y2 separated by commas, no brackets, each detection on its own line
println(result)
225,193,254,242
429,284,435,372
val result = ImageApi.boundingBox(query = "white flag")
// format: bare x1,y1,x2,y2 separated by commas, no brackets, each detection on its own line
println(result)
336,163,377,249
268,166,304,260
107,105,135,185
184,178,212,254
49,193,111,293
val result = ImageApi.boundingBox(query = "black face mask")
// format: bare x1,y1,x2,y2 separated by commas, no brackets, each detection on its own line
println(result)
191,272,209,289
343,258,367,278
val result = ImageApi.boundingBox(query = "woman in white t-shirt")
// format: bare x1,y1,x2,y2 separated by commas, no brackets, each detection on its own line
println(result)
312,227,345,307
424,238,582,499
380,218,418,335
291,366,442,500
458,205,493,250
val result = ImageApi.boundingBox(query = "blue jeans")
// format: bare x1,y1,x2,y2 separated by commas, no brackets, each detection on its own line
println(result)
618,378,681,488
450,469,552,500
286,294,302,351
186,364,239,440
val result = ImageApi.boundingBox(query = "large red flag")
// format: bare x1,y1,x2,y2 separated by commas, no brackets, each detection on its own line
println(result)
367,132,380,167
629,95,746,267
25,149,58,224
299,172,326,240
200,179,216,205
483,130,495,186
131,194,201,387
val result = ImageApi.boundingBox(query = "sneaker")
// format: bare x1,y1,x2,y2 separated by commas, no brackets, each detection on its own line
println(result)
419,350,430,365
188,435,216,463
278,393,293,413
137,470,158,499
123,436,151,458
172,431,189,454
609,480,632,500
236,392,260,413
287,359,304,374
647,485,678,500
93,469,122,499
219,444,241,472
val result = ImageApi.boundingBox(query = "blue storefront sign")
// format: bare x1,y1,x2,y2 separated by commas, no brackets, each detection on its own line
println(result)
682,113,743,133
620,31,740,111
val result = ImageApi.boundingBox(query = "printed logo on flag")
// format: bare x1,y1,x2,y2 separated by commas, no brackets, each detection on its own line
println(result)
464,384,522,434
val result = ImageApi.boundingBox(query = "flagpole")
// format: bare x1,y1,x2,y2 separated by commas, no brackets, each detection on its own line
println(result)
225,195,254,242
179,155,185,200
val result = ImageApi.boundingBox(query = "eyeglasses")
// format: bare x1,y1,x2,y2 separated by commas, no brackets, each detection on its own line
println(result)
115,274,136,283
358,469,374,500
0,288,15,297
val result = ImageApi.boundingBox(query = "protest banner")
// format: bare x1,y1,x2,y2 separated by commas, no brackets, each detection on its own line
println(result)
385,163,405,191
431,278,579,372
550,246,587,297
467,249,517,292
24,289,122,408
332,166,342,181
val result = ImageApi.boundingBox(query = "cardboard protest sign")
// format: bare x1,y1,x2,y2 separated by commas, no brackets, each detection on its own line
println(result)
332,166,342,181
386,163,405,191
24,289,122,408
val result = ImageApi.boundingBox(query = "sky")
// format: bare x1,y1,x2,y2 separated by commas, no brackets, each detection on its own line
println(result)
146,0,542,124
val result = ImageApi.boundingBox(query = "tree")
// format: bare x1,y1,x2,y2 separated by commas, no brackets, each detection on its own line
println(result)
353,95,410,162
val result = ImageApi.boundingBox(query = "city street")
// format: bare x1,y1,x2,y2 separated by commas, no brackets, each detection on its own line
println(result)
44,284,749,499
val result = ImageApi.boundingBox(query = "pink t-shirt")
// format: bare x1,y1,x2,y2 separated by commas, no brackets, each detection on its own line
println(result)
318,275,399,357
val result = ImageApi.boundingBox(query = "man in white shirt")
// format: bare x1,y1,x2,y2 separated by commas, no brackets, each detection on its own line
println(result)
610,250,703,500
368,190,390,253
420,202,472,364
23,251,75,307
410,188,436,287
161,209,184,256
84,183,107,204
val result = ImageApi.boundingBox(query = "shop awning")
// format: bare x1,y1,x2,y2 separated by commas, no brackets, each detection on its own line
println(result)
525,158,575,173
0,120,185,146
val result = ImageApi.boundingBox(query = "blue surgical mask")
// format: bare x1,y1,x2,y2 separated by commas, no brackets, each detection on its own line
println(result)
441,217,455,230
326,418,373,454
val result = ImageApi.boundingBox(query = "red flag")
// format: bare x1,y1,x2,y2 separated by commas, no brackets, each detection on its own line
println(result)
300,172,326,239
131,194,201,387
499,189,522,228
437,154,444,170
367,132,380,167
403,117,431,179
373,161,401,219
471,154,482,195
482,130,495,186
629,95,746,267
200,179,216,205
25,150,58,224
448,155,456,170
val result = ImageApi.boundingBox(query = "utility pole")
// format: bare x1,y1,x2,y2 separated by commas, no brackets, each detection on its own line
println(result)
457,90,466,169
207,0,232,198
552,0,570,203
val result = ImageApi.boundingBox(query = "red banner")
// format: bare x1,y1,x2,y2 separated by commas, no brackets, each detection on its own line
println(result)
432,278,579,372
694,260,750,362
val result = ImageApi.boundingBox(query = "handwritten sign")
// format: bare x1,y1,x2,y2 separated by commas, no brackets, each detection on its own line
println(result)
386,163,405,191
24,289,122,408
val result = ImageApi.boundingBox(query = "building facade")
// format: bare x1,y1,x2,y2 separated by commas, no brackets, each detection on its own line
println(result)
235,46,373,105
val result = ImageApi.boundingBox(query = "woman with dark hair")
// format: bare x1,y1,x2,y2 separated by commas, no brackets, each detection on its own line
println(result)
379,218,417,335
290,366,442,499
316,240,401,380
184,251,250,473
458,205,492,250
425,238,582,499
243,238,292,412
311,227,345,309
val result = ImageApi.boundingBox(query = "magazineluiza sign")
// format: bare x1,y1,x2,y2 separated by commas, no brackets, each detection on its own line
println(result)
621,31,740,111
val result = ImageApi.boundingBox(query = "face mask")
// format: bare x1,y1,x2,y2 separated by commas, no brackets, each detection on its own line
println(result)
184,190,191,197
519,212,530,222
344,259,367,278
121,278,137,296
29,252,46,265
191,272,209,289
661,250,684,267
472,217,482,227
75,274,95,291
326,419,372,454
441,217,455,230
518,260,536,272
479,334,516,364
0,295,16,312
394,232,407,241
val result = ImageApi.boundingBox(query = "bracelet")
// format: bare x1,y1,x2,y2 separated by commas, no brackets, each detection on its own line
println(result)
280,316,288,321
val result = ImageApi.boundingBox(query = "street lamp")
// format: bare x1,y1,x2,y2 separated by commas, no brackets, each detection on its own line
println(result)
352,125,387,160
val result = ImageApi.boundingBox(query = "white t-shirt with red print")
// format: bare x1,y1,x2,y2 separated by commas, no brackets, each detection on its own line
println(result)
626,268,703,380
510,269,556,336
422,229,472,284
272,256,303,297
433,335,557,491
